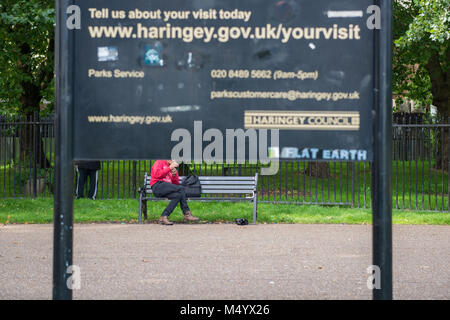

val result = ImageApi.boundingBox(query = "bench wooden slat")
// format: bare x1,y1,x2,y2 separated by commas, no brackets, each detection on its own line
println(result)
146,176,255,181
188,180,256,185
201,185,254,190
145,177,255,185
146,183,255,188
147,196,254,201
146,189,254,193
183,177,256,181
201,190,254,194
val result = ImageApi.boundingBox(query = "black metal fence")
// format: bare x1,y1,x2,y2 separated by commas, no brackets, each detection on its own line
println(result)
1,114,448,211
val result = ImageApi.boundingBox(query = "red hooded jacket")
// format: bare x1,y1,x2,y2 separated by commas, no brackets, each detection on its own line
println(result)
150,160,179,186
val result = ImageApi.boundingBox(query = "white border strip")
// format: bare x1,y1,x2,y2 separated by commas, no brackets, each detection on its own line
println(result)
327,10,363,18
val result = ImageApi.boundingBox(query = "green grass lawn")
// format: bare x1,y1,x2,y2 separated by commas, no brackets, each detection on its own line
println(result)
0,198,448,225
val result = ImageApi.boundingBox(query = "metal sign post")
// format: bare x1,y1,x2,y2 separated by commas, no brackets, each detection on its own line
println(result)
372,0,393,300
53,0,74,300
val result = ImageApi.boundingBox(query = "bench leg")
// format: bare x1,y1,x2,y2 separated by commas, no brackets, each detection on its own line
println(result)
139,199,147,223
138,197,143,224
143,200,148,220
252,194,258,224
138,195,148,224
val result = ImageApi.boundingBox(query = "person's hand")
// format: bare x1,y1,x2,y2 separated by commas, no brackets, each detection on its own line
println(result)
171,168,177,175
169,160,179,170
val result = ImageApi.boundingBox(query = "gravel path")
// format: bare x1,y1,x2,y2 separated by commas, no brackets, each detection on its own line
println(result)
0,223,448,300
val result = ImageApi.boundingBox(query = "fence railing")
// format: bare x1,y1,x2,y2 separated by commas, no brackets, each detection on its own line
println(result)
1,115,448,211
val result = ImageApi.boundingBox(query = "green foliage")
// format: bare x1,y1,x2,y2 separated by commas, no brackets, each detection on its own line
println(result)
393,0,449,113
398,0,449,45
0,0,55,117
14,166,54,186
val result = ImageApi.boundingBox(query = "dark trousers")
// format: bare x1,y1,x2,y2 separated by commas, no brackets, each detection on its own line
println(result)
76,168,99,199
151,181,190,216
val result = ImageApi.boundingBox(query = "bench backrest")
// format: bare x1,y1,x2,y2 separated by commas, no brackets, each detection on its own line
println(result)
144,173,258,196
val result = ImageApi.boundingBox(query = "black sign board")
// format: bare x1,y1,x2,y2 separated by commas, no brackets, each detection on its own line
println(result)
55,0,392,301
72,0,375,161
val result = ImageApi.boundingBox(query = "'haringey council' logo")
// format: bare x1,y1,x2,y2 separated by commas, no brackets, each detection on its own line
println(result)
244,110,360,130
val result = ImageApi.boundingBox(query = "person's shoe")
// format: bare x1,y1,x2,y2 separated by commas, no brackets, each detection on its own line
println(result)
184,211,200,222
159,216,173,225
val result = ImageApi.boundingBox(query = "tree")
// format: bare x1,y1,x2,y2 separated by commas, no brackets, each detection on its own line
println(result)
0,0,55,167
393,0,449,116
393,0,449,169
393,0,450,118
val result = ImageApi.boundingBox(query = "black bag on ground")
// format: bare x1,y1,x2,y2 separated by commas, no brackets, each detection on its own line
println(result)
235,218,249,225
181,175,201,197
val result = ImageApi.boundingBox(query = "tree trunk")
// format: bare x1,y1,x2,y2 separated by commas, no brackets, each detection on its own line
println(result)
306,162,330,178
426,50,449,170
435,126,448,171
18,114,51,169
17,42,52,170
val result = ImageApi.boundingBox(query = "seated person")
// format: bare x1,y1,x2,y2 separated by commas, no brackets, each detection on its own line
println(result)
150,160,199,225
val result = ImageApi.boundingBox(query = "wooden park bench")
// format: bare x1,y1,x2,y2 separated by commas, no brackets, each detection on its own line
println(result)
138,173,259,224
